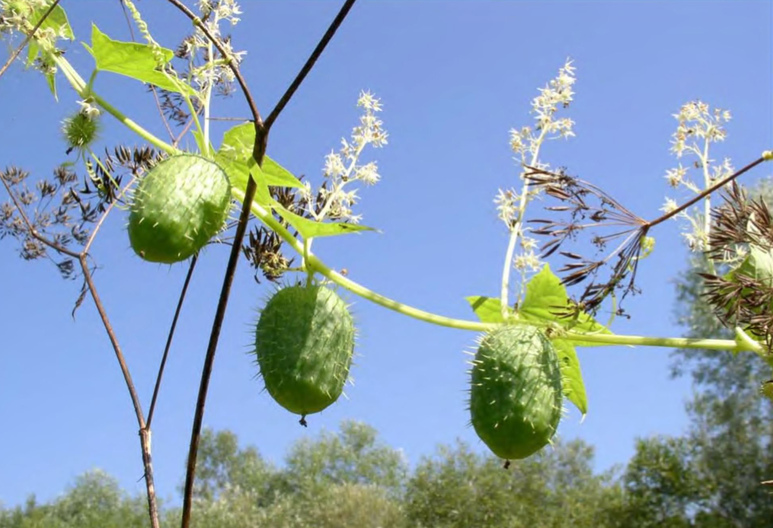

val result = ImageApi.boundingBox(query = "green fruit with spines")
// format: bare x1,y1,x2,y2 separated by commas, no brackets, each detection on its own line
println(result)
62,110,100,153
469,324,563,460
128,154,231,263
255,284,355,423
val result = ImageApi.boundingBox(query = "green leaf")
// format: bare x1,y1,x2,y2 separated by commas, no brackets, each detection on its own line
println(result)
34,3,73,38
24,4,73,99
85,25,194,96
26,3,74,67
465,296,510,323
731,244,773,286
219,123,304,188
218,123,372,239
519,264,611,343
215,154,272,206
271,201,375,239
553,339,588,415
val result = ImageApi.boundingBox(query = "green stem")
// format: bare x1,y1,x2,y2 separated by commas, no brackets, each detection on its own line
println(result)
232,189,762,354
500,127,548,318
50,49,769,358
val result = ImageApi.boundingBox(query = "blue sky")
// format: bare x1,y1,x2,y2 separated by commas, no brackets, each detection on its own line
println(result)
1,1,771,508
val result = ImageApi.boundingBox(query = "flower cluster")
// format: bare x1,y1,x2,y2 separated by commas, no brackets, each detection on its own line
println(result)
0,0,73,75
508,60,576,162
663,100,734,251
496,60,576,273
186,0,247,92
300,91,388,224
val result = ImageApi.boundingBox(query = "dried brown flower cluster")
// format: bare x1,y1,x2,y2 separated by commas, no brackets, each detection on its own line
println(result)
525,166,650,316
0,145,161,279
699,183,773,349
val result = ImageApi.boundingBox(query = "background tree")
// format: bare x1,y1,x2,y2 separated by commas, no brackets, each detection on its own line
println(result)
404,438,622,528
0,471,148,528
615,178,773,526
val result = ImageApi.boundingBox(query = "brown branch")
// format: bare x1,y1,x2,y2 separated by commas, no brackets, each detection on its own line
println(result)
76,251,160,528
645,156,767,229
164,0,263,127
146,254,198,428
264,0,357,131
162,1,359,526
1,176,161,528
0,0,62,80
0,174,79,258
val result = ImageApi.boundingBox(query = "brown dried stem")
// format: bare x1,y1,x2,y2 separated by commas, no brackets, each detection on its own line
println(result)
146,254,198,429
1,174,161,528
163,1,358,526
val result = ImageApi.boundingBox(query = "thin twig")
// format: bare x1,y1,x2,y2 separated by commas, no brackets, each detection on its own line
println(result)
0,0,62,80
645,156,767,229
83,175,137,253
164,0,262,126
264,0,357,131
167,1,359,526
1,176,160,528
150,85,178,142
146,254,198,428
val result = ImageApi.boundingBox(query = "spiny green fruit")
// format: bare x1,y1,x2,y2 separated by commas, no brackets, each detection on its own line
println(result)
255,284,355,424
62,110,100,153
470,324,563,461
128,154,231,263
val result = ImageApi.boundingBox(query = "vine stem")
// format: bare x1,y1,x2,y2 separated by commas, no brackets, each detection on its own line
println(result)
233,188,764,355
50,34,773,356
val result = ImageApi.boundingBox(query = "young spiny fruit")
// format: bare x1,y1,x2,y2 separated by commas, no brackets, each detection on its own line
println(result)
469,324,563,461
128,154,231,263
255,284,355,425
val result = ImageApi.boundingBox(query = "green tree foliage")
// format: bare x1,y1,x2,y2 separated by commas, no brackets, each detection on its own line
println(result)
619,178,773,526
618,436,697,527
0,471,148,528
404,438,622,528
2,421,624,528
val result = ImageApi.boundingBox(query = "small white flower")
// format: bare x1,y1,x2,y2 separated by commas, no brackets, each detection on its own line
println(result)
494,188,519,225
661,197,678,215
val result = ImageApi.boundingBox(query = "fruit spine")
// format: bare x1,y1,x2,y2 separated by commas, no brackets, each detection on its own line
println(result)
128,154,231,263
469,324,563,461
254,284,355,425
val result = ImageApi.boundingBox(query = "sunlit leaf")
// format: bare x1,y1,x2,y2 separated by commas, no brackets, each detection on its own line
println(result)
466,296,510,323
84,25,194,96
216,153,272,206
219,123,304,188
520,264,611,344
271,201,375,239
553,339,588,415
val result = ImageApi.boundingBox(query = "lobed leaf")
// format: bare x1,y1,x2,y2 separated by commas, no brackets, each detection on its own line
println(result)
271,202,375,239
85,25,194,96
465,296,511,323
219,123,304,188
520,264,611,343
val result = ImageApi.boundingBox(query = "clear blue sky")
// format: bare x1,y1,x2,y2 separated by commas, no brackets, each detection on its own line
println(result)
1,1,771,508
